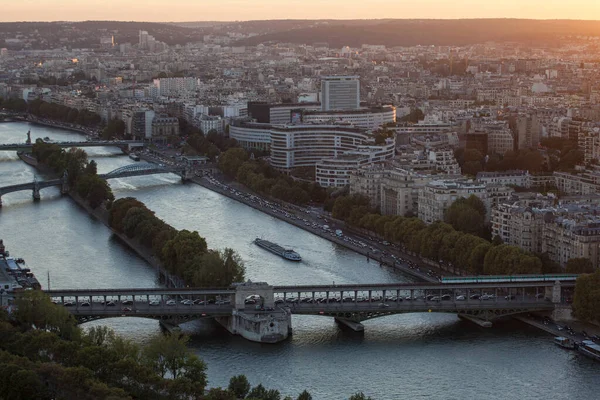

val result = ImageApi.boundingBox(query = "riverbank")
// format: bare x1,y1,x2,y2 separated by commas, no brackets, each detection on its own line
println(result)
68,192,184,288
191,176,437,283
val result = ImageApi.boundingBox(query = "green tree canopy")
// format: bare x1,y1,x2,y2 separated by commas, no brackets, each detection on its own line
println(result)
566,257,594,274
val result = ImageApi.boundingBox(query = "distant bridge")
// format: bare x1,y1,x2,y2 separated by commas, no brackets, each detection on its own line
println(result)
0,163,183,206
0,140,146,152
37,278,571,339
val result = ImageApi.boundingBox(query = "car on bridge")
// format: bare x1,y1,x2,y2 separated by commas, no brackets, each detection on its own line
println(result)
149,300,161,306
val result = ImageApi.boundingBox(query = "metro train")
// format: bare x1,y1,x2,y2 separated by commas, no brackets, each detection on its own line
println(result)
441,274,579,284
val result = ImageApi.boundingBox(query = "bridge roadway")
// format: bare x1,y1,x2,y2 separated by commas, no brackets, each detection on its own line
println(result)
43,279,567,326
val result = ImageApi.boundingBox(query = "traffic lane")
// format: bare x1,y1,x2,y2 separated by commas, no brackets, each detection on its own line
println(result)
65,301,234,314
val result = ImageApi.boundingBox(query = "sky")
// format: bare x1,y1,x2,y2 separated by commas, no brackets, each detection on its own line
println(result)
2,0,600,22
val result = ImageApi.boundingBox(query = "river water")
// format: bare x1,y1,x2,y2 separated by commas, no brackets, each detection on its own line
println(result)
0,122,598,400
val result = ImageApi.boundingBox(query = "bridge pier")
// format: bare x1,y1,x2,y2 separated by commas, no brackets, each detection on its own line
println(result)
335,317,365,332
0,196,2,208
214,282,291,343
32,180,40,201
61,171,69,195
458,314,493,328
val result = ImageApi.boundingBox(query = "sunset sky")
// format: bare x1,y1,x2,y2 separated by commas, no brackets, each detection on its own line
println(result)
2,0,600,22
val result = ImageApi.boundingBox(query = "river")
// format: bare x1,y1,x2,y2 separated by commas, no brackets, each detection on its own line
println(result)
0,122,598,400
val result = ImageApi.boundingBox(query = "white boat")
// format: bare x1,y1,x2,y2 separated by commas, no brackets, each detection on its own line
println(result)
554,336,575,349
578,340,600,362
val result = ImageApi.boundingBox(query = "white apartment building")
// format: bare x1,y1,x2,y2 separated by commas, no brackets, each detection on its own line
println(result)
418,179,513,224
320,76,360,111
476,170,531,188
153,77,198,97
492,202,600,267
315,140,396,187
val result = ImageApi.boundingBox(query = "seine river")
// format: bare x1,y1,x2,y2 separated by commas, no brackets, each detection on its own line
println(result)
1,122,598,399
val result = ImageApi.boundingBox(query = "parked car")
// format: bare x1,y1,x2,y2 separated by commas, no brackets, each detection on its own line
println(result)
166,300,176,306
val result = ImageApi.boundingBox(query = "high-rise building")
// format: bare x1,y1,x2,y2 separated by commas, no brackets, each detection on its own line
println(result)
139,30,149,49
320,76,360,111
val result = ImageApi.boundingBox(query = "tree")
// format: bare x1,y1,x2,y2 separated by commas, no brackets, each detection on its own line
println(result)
228,375,251,398
85,160,98,176
297,390,313,400
219,148,249,177
572,270,600,322
566,257,594,274
205,388,236,400
14,290,79,340
444,195,487,238
349,393,373,400
142,333,206,387
248,384,268,399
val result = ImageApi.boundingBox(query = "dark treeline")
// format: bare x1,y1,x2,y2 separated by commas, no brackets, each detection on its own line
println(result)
3,291,372,399
31,140,113,209
456,137,585,178
218,147,327,205
0,97,101,127
109,198,245,287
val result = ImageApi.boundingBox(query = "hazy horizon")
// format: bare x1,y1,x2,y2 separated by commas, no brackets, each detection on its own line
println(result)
2,0,600,23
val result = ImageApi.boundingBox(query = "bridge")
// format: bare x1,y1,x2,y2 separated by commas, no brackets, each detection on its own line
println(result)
0,163,185,207
0,140,146,152
36,278,573,343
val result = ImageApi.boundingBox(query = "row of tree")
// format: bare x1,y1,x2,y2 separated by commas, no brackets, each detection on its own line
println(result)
31,140,114,209
27,98,102,127
109,197,245,287
455,143,585,178
0,97,102,127
331,194,544,275
219,148,327,205
332,194,599,275
6,291,374,399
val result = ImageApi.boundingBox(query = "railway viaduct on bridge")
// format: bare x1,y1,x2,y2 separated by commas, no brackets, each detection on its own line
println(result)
38,278,573,344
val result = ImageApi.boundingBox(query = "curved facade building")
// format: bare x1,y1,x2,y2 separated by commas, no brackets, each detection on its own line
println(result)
269,125,368,171
229,122,272,151
302,106,396,130
316,141,396,187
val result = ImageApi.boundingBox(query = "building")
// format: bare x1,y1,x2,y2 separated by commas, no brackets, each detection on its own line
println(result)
491,201,600,268
315,140,396,187
302,106,396,130
247,102,320,124
476,170,531,188
229,121,272,151
153,78,198,97
100,36,114,48
151,115,179,143
196,115,225,135
516,114,540,150
486,125,514,155
418,179,513,224
320,76,360,111
131,110,155,140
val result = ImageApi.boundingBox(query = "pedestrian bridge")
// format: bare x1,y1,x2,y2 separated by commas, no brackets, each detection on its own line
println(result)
0,163,182,207
40,279,570,330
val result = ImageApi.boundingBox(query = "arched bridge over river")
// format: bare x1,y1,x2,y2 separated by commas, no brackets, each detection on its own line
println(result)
35,278,573,343
0,163,187,206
